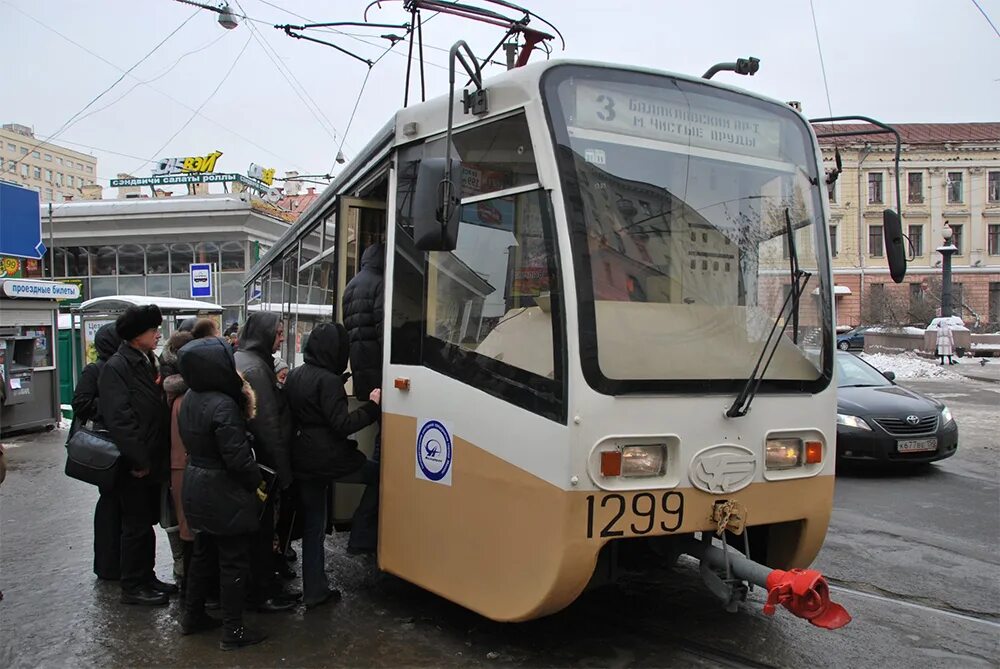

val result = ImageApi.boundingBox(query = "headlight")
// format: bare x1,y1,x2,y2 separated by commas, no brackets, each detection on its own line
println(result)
765,438,802,470
837,414,872,431
621,445,666,477
941,407,954,425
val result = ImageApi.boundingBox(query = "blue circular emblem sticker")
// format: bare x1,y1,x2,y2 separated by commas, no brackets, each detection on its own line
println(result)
417,420,453,483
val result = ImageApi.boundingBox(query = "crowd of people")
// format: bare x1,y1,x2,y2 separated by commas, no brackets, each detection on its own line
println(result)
69,244,386,651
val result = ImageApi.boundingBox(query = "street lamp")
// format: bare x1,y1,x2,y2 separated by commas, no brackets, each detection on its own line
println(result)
938,221,957,318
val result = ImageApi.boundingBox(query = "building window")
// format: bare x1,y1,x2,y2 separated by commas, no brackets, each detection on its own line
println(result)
908,224,923,256
20,164,28,177
989,172,1000,203
66,175,74,188
44,169,52,182
31,150,40,158
951,224,963,254
44,153,52,162
33,166,41,179
20,146,27,155
146,244,170,274
170,243,193,273
869,224,884,257
827,180,837,203
868,173,883,204
77,162,84,170
118,244,145,275
6,143,15,152
988,225,1000,256
52,248,67,277
220,241,245,271
65,247,90,275
947,172,963,204
55,173,62,186
57,157,63,166
6,160,14,172
44,188,53,200
907,172,923,204
92,245,118,275
194,241,220,266
829,225,838,257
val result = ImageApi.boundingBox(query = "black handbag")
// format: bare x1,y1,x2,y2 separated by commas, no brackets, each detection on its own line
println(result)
65,426,121,489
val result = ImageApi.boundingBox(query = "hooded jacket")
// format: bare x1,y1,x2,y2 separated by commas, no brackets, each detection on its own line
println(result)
234,312,293,488
178,337,263,536
70,323,121,432
285,322,379,480
99,341,169,480
342,243,385,399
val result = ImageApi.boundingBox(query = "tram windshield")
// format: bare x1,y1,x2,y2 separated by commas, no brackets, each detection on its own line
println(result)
543,66,832,394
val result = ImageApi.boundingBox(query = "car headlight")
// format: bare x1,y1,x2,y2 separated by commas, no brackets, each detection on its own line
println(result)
941,406,954,426
837,414,872,431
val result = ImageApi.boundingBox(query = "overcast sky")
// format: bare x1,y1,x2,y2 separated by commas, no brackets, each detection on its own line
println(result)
2,0,998,195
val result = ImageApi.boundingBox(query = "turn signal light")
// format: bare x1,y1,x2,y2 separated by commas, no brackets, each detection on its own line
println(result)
805,441,823,464
600,451,622,477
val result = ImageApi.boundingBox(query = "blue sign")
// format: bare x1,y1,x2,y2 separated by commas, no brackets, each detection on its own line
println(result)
190,263,213,298
0,181,45,259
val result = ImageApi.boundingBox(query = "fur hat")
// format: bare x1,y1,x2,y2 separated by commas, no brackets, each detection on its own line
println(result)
116,304,163,341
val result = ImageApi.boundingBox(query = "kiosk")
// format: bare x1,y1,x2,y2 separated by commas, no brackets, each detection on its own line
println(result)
0,279,80,433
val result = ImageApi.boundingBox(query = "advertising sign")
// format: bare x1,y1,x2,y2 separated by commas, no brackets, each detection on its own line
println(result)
248,163,276,186
152,150,223,176
190,263,213,299
0,181,45,259
1,279,81,300
83,319,115,364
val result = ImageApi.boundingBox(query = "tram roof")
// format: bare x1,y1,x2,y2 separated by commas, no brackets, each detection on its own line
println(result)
244,59,805,287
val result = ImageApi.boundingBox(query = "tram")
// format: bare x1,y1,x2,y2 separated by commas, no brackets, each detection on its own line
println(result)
244,51,906,626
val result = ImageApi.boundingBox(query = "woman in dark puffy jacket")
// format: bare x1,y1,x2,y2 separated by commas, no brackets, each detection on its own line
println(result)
284,322,380,609
177,337,266,650
71,322,122,580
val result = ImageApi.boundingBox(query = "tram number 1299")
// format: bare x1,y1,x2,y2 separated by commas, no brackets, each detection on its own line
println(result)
586,492,685,539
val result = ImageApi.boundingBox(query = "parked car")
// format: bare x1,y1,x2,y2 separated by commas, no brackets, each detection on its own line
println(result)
835,351,958,464
836,326,871,351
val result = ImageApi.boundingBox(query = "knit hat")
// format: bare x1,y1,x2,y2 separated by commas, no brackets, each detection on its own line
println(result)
116,304,163,341
274,358,289,375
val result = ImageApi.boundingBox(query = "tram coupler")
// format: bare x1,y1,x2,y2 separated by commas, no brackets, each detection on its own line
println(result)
682,535,852,630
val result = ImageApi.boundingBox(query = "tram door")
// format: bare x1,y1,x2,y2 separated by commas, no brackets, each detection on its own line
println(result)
331,196,387,526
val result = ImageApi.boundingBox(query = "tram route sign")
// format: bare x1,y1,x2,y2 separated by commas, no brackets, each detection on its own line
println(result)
190,263,212,299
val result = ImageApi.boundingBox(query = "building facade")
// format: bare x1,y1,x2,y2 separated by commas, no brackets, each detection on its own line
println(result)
47,195,290,326
816,123,1000,328
1,123,100,203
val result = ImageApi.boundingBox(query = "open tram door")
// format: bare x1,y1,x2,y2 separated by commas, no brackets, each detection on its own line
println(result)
330,195,388,527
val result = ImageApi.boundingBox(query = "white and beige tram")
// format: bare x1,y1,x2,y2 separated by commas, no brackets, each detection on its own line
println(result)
245,55,905,624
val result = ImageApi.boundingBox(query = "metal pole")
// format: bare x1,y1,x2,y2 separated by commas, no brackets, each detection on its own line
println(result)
856,146,871,321
48,202,55,279
940,241,955,318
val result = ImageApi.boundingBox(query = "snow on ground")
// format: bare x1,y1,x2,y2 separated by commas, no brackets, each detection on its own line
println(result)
859,351,963,380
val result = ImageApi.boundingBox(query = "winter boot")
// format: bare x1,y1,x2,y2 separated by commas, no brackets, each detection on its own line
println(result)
220,626,267,651
180,611,222,636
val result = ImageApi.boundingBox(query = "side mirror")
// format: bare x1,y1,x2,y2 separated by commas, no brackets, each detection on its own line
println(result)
413,158,461,252
882,370,896,382
883,209,907,283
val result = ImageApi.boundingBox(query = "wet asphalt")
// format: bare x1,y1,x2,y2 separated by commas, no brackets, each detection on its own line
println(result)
1,377,997,668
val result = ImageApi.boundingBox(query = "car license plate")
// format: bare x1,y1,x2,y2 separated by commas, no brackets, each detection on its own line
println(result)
897,438,937,453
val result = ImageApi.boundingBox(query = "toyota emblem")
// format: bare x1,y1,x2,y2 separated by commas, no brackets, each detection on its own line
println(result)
905,415,920,425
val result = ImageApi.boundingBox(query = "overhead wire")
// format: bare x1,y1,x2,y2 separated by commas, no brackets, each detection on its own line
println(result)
232,0,348,153
130,33,254,174
5,1,305,169
7,5,200,170
69,29,234,129
808,0,835,119
969,0,1000,38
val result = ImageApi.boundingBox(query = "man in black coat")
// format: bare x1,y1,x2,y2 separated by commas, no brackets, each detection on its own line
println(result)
234,311,297,612
71,322,122,581
342,243,385,401
98,305,174,606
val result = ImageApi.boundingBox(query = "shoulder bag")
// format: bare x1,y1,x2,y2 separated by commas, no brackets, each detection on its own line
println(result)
65,424,121,489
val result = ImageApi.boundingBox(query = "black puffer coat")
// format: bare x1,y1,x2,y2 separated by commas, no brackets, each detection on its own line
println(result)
98,342,169,480
70,323,121,433
178,337,263,536
234,312,293,488
286,323,379,480
342,243,385,399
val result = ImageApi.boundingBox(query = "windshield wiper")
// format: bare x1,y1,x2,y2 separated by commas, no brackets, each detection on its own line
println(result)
726,209,812,418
